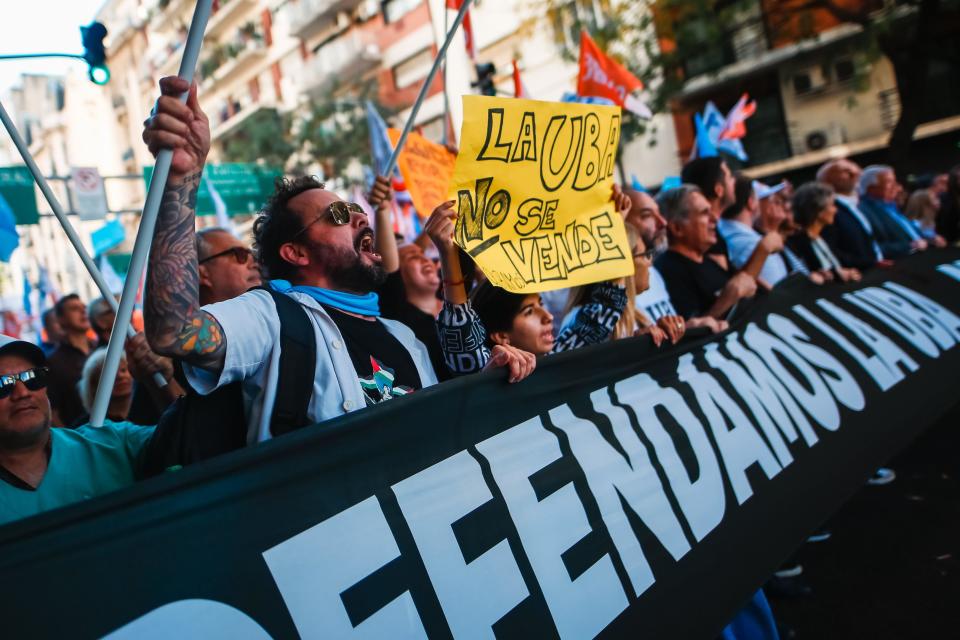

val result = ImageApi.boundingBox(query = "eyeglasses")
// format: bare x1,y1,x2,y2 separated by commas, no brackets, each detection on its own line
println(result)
634,248,657,261
0,367,49,399
199,246,253,265
292,201,366,239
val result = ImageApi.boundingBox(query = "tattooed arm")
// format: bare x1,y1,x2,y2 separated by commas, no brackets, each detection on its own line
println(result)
142,77,225,372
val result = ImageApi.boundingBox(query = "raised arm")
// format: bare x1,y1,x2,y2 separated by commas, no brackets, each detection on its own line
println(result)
368,176,399,273
141,77,225,372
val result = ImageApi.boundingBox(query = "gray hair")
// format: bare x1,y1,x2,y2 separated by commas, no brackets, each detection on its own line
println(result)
859,164,893,196
792,181,836,228
195,227,234,261
86,296,113,322
77,347,126,413
656,184,702,225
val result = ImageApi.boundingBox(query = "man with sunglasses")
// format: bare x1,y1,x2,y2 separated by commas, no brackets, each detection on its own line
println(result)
197,227,262,305
0,335,154,525
140,77,533,447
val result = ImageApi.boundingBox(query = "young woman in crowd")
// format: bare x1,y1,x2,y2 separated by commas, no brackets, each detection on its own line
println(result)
561,224,685,347
905,188,941,241
787,182,862,283
424,186,633,373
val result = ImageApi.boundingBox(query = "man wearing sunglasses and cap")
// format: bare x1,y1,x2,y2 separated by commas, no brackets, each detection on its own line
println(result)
0,335,154,525
140,77,533,447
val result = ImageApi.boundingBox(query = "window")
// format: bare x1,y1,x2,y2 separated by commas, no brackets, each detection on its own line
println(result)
834,58,856,83
393,48,433,89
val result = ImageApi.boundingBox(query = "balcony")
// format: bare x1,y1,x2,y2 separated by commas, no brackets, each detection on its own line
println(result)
285,0,365,40
302,30,381,94
200,25,268,91
205,0,259,39
210,96,269,142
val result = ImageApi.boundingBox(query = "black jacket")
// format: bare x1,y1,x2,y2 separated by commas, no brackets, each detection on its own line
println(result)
821,198,878,270
786,232,840,278
937,191,960,243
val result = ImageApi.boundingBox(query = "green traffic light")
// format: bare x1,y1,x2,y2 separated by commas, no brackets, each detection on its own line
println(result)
89,65,110,85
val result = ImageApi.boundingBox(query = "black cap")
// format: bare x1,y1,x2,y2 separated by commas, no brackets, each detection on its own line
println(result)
0,335,46,367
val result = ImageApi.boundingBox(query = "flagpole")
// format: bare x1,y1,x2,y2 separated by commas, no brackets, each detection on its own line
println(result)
89,0,213,427
441,2,450,146
0,99,167,389
385,0,473,176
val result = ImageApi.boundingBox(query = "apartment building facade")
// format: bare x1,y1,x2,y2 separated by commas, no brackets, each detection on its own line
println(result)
661,0,960,179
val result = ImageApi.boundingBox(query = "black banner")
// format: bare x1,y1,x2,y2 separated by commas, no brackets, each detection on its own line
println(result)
3,251,960,639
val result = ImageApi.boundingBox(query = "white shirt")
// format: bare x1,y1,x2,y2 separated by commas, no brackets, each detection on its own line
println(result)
184,289,438,445
634,267,678,322
717,218,788,286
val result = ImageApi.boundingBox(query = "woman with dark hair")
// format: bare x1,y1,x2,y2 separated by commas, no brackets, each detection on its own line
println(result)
787,182,862,283
426,188,631,372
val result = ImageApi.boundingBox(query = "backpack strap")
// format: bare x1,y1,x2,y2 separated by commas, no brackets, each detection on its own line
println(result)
260,286,317,436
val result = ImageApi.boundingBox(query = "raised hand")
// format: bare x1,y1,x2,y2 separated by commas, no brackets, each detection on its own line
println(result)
424,200,457,253
368,175,392,210
612,184,632,219
142,77,210,180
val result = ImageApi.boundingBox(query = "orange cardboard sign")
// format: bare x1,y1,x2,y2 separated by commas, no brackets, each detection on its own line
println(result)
387,129,457,218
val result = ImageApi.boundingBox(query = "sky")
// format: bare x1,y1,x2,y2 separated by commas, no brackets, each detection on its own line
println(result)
0,0,107,95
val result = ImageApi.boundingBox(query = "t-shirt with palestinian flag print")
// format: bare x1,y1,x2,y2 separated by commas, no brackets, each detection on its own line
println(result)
323,306,422,405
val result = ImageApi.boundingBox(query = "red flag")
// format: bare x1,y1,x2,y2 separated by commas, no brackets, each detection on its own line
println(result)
446,0,476,60
512,60,529,98
577,32,649,117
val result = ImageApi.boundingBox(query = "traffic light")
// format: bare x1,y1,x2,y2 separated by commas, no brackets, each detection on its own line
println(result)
81,21,110,85
474,62,496,96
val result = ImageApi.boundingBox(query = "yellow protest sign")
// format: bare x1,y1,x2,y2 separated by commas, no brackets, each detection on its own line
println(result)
449,95,634,293
387,128,456,219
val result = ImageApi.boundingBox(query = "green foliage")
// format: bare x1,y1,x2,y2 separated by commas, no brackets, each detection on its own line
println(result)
219,78,396,183
220,108,296,168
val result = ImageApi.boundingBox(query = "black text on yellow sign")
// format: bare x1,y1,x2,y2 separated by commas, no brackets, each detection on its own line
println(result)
451,96,634,293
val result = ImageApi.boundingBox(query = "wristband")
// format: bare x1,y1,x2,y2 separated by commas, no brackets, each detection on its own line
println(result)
443,278,465,286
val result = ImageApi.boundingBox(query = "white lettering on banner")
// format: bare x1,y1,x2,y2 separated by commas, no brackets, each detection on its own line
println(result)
101,275,960,639
262,495,427,639
677,354,782,505
743,321,841,431
816,300,919,383
770,315,865,412
614,374,726,542
936,261,960,283
722,337,820,448
883,282,960,342
104,600,272,639
844,291,940,358
549,392,691,598
792,304,903,392
475,417,629,640
391,451,529,638
859,288,955,351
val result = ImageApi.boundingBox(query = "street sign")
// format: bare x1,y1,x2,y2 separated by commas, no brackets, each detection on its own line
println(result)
143,163,282,217
70,166,108,220
0,166,39,225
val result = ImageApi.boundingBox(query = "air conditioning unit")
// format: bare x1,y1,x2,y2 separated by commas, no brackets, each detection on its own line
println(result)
802,123,847,152
792,64,830,96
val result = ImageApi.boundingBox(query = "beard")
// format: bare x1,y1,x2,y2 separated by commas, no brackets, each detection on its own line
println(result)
319,243,387,293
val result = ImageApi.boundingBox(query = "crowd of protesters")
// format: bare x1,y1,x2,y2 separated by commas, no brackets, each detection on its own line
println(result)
0,75,957,638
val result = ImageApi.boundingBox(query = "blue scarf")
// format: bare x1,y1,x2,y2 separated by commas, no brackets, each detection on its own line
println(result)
269,280,380,317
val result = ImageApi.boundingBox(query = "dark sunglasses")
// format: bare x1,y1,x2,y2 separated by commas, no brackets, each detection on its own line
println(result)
0,367,49,399
199,246,253,265
292,201,366,239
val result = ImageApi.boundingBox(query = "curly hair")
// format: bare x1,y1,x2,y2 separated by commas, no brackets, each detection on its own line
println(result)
252,175,326,280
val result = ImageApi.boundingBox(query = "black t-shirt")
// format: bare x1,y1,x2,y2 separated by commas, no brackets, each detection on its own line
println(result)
378,271,452,381
324,306,423,406
654,250,731,319
707,234,731,262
